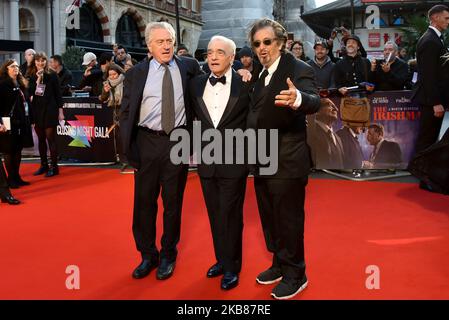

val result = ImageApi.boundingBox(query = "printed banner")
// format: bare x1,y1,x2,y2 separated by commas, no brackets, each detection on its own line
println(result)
56,98,116,163
307,90,421,170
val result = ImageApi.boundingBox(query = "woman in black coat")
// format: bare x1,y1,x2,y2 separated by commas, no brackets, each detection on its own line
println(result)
27,52,64,177
0,149,20,205
0,134,20,205
0,59,33,189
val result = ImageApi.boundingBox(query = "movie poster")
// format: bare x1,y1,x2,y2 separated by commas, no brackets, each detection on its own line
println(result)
308,91,421,170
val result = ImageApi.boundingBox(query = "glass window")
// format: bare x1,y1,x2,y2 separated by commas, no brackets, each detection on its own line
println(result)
116,14,144,48
66,3,103,42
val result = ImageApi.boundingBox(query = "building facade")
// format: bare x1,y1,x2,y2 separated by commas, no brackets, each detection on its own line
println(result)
0,0,203,63
198,0,317,52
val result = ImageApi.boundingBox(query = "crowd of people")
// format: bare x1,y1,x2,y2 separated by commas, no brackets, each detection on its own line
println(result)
0,3,448,301
0,43,141,204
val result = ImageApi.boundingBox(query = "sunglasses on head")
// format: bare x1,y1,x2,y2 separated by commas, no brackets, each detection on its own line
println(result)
253,38,277,48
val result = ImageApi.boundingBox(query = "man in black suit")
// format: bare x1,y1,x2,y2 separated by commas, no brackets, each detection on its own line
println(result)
120,22,201,281
413,5,449,154
412,4,449,191
307,98,344,169
189,35,251,290
336,125,364,169
247,18,321,300
363,124,402,169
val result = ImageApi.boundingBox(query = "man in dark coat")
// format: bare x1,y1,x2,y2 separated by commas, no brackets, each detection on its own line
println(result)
189,35,251,290
247,18,320,300
412,4,449,153
336,125,364,169
307,98,344,169
120,22,201,281
364,124,402,169
411,4,449,191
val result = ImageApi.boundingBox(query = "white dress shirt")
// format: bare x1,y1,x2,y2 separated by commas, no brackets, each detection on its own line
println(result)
429,26,442,38
203,67,233,128
260,55,303,109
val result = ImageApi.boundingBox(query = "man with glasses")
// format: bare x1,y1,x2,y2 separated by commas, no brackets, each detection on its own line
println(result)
247,18,320,300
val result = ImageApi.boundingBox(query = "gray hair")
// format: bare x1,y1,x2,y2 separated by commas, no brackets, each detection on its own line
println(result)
145,22,176,45
384,41,398,52
208,35,236,55
248,18,288,52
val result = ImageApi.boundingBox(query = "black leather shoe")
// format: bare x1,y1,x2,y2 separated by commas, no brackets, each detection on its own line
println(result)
156,259,176,280
207,263,224,278
221,272,239,290
132,260,158,279
419,181,437,193
45,166,59,177
1,195,21,205
33,165,49,176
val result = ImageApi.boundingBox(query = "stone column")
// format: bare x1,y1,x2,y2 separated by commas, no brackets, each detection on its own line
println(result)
9,0,20,61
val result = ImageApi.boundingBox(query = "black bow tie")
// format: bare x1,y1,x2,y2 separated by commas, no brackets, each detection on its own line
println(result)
209,75,226,86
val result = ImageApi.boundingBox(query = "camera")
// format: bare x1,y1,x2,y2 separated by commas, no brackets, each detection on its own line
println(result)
333,27,345,33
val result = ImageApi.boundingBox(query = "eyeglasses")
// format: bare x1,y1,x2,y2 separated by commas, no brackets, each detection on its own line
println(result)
8,64,19,69
252,38,277,48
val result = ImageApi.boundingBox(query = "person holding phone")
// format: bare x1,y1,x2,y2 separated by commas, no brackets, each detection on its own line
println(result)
28,52,64,177
0,59,33,189
369,41,409,91
79,52,103,96
99,63,126,168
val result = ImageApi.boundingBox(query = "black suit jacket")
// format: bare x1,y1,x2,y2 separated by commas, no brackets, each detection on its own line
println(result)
372,139,402,168
413,28,448,107
247,52,321,178
120,55,201,169
190,70,251,178
336,126,364,169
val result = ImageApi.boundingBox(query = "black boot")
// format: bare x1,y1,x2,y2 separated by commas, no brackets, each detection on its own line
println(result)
45,165,59,177
34,163,49,176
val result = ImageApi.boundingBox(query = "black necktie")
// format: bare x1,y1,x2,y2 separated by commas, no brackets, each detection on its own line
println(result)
161,63,175,134
253,69,269,99
209,76,226,86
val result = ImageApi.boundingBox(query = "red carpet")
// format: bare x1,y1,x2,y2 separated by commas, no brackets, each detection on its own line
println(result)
1,164,449,300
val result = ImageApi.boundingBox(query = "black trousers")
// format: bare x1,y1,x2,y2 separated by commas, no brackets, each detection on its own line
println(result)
254,176,308,281
0,159,11,197
200,176,246,274
3,149,23,182
415,106,444,154
132,129,188,263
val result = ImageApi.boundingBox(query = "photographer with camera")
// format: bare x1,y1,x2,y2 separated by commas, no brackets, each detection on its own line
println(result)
369,41,409,91
327,26,367,63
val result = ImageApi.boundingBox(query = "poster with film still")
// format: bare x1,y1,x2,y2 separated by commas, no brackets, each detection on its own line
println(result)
308,91,420,170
